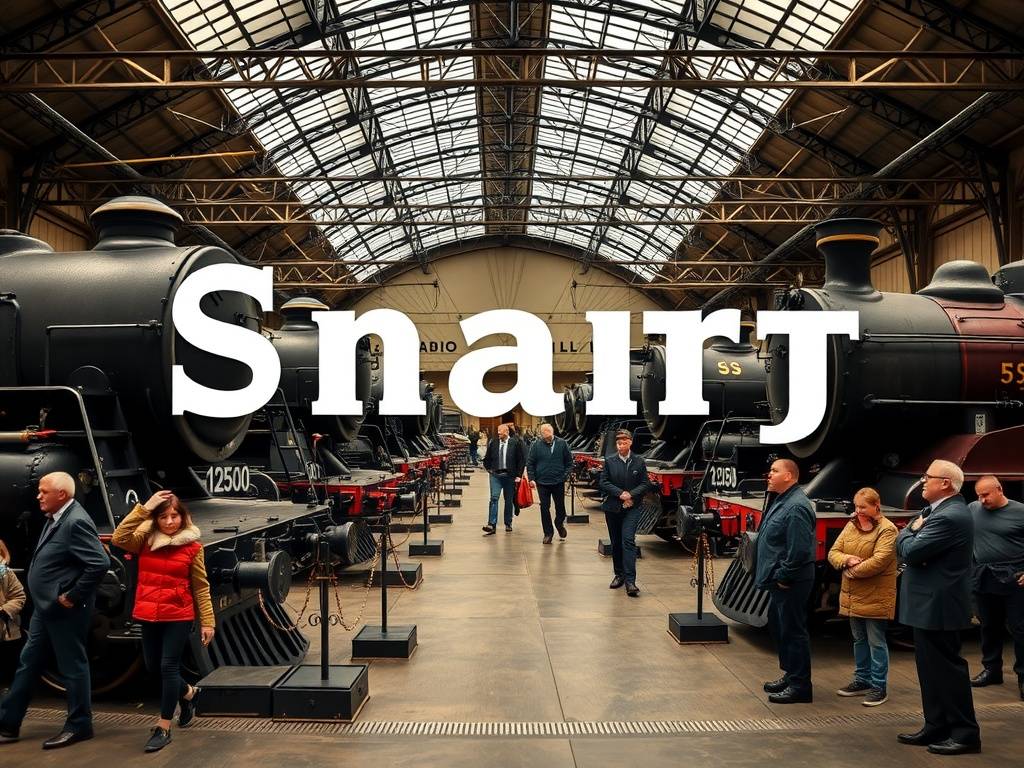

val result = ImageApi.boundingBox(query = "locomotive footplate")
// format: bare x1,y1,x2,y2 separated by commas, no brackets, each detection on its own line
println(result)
187,497,333,547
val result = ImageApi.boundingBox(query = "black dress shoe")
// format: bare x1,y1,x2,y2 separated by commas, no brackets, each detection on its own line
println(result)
42,730,94,750
609,576,625,589
542,535,553,544
144,726,172,753
768,687,812,704
482,525,496,536
0,728,19,744
970,669,1002,687
927,738,981,756
625,582,640,597
897,728,946,746
556,522,568,539
505,525,513,532
763,677,788,694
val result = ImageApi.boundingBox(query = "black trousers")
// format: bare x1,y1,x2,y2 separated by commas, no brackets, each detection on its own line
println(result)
766,580,813,693
537,482,567,537
975,589,1024,679
0,606,94,734
913,627,980,744
141,621,192,721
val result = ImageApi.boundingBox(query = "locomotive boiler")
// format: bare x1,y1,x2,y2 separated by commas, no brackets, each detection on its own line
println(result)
712,218,1024,626
0,197,362,689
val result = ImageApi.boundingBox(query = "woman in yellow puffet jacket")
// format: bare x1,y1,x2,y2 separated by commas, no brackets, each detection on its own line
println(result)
828,487,898,707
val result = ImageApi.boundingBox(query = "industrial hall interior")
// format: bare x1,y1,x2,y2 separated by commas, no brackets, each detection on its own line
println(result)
3,0,1024,766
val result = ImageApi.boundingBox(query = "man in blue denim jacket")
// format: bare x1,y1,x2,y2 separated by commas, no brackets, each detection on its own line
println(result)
756,459,816,704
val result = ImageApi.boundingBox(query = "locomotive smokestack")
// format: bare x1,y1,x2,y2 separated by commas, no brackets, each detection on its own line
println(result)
814,218,882,295
90,196,183,249
279,296,329,329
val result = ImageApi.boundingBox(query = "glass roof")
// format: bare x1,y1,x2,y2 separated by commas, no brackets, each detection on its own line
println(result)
161,0,860,281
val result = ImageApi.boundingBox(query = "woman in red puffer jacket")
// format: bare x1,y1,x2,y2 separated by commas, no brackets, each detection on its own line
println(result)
113,490,214,753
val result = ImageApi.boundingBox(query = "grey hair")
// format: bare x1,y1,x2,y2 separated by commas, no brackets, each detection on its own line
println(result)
931,459,964,492
41,471,76,497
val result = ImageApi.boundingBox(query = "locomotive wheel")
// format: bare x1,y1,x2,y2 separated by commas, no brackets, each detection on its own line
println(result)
654,527,677,543
41,613,144,694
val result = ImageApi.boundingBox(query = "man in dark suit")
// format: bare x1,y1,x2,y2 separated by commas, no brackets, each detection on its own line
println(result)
756,459,816,704
482,424,526,535
0,472,110,749
896,459,980,755
598,430,654,597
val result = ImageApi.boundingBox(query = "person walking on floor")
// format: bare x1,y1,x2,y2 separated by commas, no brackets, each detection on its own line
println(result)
967,475,1024,699
0,472,110,749
112,490,215,752
527,422,574,544
757,459,816,705
598,429,654,597
896,459,980,755
827,487,898,707
482,424,525,535
467,425,481,466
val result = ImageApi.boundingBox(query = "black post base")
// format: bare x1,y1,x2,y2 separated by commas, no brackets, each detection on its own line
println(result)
453,479,470,487
371,561,423,587
195,665,291,717
440,499,461,508
445,488,463,496
597,538,642,558
566,514,590,524
668,612,729,644
351,625,418,659
428,513,454,523
273,664,370,721
409,540,444,556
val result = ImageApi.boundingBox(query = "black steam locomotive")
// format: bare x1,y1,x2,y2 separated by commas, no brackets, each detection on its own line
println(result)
567,330,772,546
0,197,370,689
712,218,1024,626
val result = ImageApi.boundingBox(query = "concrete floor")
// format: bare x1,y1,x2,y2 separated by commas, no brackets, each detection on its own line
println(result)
6,466,1024,765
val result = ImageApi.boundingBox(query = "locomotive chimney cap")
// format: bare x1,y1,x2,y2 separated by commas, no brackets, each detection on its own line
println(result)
91,196,183,223
813,218,882,249
281,296,330,313
90,196,183,248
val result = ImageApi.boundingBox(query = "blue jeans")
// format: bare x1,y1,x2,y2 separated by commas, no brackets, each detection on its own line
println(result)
488,472,516,527
469,444,479,465
850,617,889,690
605,506,641,582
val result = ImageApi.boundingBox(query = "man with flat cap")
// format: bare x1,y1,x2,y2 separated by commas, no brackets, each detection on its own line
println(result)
598,429,654,597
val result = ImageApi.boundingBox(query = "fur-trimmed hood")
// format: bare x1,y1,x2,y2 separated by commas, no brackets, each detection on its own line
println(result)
137,518,202,551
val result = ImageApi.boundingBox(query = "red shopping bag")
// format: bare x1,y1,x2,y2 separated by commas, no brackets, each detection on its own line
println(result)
516,477,535,509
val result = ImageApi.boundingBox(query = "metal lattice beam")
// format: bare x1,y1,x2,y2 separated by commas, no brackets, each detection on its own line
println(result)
0,0,139,53
3,49,1022,92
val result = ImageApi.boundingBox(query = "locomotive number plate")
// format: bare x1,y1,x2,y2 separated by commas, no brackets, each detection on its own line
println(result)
708,463,738,490
199,464,251,496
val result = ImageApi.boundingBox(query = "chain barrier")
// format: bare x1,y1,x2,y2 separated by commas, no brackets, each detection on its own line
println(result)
689,530,717,596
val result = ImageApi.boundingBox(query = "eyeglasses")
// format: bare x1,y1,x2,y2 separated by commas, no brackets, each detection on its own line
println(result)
920,473,950,483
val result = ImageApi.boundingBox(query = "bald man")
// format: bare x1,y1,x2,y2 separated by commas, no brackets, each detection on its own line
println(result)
0,472,109,749
895,459,979,755
968,475,1024,698
756,459,816,704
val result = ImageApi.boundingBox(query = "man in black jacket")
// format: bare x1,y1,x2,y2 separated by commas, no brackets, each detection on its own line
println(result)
756,459,816,704
598,430,654,596
482,424,526,534
527,423,574,544
0,472,110,749
896,459,980,755
968,475,1024,698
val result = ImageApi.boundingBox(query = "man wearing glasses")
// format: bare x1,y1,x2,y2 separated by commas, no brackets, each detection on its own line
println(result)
896,460,980,755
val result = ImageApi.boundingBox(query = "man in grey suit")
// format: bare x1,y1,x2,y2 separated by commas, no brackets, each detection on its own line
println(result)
0,472,110,749
598,429,654,597
896,459,980,755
